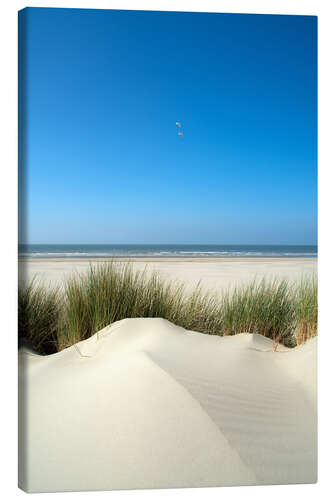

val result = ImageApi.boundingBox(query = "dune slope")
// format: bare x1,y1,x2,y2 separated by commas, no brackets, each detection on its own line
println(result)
18,318,317,492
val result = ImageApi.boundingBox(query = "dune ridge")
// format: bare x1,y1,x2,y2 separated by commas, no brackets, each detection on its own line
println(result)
18,318,317,493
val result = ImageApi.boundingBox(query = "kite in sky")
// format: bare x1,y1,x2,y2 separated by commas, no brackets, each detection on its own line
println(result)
176,122,184,137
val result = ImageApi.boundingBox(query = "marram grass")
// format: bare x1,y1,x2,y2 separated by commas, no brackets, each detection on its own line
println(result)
18,277,62,354
295,275,318,345
18,262,317,355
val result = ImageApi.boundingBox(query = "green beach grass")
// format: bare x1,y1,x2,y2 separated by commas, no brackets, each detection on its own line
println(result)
18,262,317,355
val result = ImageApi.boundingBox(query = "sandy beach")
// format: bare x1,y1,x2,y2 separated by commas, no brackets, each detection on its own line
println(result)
18,258,318,492
18,257,317,293
18,256,318,492
18,317,317,492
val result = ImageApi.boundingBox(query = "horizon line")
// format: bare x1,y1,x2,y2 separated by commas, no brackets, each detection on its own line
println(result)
19,243,318,247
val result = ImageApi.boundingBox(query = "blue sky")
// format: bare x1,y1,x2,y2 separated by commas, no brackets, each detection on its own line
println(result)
19,8,317,245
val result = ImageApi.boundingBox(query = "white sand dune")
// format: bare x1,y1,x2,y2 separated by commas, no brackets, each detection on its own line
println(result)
18,318,317,493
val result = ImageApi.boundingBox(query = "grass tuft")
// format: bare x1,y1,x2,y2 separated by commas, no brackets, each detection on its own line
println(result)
18,278,62,354
219,279,297,347
295,275,317,345
18,262,317,354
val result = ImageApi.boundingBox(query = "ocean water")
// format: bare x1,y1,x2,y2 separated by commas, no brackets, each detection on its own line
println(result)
18,244,317,258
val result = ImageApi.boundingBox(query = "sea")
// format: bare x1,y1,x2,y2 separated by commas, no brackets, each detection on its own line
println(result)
18,244,317,259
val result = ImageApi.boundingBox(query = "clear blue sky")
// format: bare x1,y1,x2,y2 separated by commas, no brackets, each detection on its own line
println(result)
19,8,317,245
